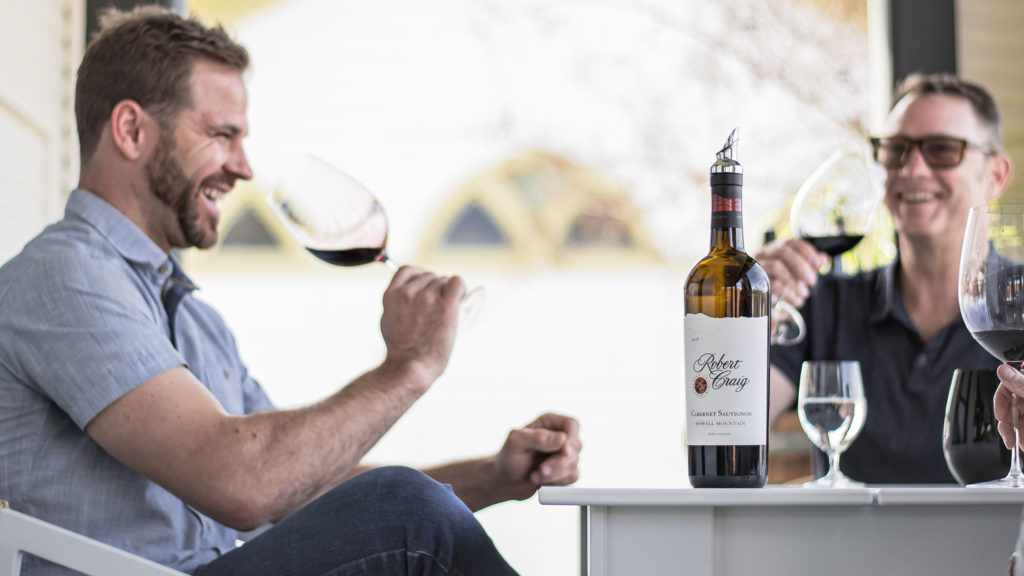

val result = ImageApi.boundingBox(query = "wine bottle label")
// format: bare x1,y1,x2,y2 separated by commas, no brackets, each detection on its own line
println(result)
684,313,768,446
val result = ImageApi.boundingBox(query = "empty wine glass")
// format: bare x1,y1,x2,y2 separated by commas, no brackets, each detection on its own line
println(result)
797,360,867,487
958,203,1024,487
268,153,485,322
790,149,884,275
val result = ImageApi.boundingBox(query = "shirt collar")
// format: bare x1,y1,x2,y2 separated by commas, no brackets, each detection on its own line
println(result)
869,253,967,335
65,188,173,272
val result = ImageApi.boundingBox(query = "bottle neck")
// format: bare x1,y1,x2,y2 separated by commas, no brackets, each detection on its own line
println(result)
712,227,744,251
709,172,744,251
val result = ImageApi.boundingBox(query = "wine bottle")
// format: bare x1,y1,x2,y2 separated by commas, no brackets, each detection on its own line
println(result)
684,128,770,488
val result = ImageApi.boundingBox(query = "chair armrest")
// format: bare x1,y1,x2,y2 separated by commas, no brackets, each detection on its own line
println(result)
0,502,187,576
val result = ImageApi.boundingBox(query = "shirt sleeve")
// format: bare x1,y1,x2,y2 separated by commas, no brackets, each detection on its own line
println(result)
241,370,275,414
1,252,184,429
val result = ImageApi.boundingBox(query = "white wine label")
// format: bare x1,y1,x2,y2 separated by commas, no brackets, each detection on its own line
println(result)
684,313,768,446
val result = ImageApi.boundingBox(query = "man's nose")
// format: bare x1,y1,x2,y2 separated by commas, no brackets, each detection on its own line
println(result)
899,143,931,176
226,143,253,181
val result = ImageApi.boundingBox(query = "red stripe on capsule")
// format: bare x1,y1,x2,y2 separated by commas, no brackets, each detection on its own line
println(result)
712,195,742,212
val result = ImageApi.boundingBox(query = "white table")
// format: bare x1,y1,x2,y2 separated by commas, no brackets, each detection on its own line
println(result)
538,485,1024,575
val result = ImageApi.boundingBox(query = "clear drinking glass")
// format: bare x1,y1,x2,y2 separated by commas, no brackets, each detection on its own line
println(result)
958,204,1024,487
267,153,485,322
797,360,867,487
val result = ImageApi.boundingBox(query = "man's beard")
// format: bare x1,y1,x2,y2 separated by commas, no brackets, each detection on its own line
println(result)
144,130,216,249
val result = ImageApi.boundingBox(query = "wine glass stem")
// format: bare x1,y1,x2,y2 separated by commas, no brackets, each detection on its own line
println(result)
1012,393,1023,480
381,257,400,272
825,449,842,483
831,254,843,275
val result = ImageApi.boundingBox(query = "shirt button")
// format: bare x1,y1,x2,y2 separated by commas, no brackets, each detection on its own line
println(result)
223,369,230,379
205,521,213,531
916,353,928,367
158,264,169,274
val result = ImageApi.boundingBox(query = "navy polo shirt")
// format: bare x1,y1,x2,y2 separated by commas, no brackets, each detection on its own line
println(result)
771,261,999,483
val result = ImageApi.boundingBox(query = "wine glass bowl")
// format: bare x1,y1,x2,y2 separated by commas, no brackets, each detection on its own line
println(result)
789,149,883,274
269,154,392,268
943,369,1011,486
268,153,485,322
797,360,867,488
958,204,1024,487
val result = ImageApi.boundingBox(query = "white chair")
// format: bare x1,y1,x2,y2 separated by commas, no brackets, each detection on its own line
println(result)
0,500,187,576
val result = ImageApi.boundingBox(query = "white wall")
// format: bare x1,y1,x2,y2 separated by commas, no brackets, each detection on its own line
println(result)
0,0,82,262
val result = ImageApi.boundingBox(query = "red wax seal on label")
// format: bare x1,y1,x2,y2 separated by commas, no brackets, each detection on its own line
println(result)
694,377,708,395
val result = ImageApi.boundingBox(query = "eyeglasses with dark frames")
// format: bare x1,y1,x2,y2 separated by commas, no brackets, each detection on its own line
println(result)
869,135,995,170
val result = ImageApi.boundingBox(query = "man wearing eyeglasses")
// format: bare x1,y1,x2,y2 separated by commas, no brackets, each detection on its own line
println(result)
758,73,1015,483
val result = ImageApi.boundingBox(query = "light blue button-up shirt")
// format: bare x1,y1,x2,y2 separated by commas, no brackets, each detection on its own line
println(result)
0,189,274,574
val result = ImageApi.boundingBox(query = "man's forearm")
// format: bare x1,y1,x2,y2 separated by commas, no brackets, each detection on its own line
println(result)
88,361,435,531
232,361,434,524
423,457,507,512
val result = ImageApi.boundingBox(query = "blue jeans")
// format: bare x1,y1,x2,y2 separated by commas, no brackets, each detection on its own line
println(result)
193,466,519,576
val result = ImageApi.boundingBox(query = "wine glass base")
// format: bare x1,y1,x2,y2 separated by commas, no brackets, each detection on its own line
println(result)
802,474,864,489
966,476,1024,488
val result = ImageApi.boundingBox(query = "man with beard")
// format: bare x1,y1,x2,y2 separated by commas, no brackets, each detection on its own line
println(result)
0,6,580,575
758,73,1014,483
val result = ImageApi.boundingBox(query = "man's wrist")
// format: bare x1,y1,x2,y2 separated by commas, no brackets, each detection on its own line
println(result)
377,356,437,394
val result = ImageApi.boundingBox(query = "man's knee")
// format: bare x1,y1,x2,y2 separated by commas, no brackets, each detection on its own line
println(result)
338,466,470,520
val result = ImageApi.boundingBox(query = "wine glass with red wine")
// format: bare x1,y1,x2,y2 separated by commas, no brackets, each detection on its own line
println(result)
790,149,883,275
959,204,1024,487
268,153,485,322
943,369,1010,486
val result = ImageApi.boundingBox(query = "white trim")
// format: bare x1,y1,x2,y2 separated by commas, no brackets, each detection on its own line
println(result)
867,0,894,132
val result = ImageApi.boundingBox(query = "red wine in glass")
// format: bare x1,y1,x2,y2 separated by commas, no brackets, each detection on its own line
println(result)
802,235,865,258
307,247,386,267
970,329,1024,367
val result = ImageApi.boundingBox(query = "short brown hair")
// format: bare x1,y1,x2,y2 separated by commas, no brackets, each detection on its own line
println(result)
75,6,249,163
892,72,1003,151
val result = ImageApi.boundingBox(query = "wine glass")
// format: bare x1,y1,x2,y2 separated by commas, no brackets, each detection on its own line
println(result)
268,153,485,322
958,203,1024,487
797,360,867,487
790,149,884,275
771,299,805,346
943,369,1011,485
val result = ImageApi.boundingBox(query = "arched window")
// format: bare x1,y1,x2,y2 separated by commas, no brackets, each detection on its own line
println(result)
443,202,508,246
419,150,660,268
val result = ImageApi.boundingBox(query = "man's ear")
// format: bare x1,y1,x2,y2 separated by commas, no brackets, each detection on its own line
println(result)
109,100,151,161
986,152,1015,201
